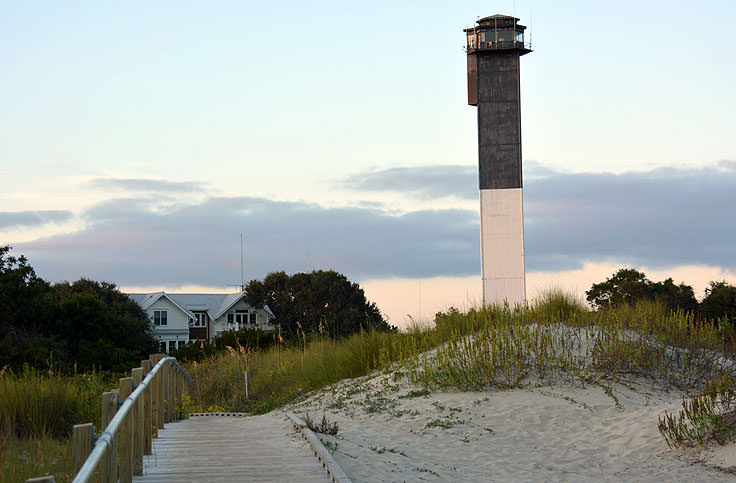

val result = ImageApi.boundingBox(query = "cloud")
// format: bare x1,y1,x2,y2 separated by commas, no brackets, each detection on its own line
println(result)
85,178,207,193
19,197,478,286
341,165,477,200
16,162,736,286
523,163,736,271
0,210,73,230
340,161,558,200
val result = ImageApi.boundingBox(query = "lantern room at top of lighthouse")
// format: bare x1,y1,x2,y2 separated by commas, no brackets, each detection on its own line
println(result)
464,14,531,55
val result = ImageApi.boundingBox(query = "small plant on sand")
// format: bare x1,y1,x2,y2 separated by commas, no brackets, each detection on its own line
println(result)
658,372,736,447
320,438,339,453
425,417,464,430
414,466,440,477
304,413,339,436
399,389,430,399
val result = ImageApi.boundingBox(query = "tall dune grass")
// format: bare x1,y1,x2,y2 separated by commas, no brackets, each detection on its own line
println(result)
414,291,734,390
0,367,114,482
0,433,72,483
186,313,484,413
0,367,108,439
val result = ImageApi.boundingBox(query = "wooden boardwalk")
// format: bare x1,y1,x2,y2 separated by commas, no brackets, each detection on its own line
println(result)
135,413,333,482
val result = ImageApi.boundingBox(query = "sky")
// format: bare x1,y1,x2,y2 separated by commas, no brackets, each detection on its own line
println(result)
1,1,735,327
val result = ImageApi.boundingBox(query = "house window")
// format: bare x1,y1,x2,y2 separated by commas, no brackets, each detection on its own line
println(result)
227,313,234,324
153,310,168,326
177,340,185,349
159,341,166,353
168,341,176,353
235,310,248,325
193,312,207,327
249,312,257,325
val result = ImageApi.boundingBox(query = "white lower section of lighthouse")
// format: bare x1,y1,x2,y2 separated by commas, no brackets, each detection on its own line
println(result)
479,188,526,307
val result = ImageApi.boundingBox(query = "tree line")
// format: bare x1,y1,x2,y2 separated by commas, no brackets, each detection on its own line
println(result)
586,268,736,327
1,247,394,370
0,246,158,372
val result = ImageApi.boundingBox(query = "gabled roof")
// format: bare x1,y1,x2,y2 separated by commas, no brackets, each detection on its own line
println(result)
127,292,275,320
128,292,196,319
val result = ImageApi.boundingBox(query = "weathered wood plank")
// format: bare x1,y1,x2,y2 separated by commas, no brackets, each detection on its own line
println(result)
135,413,332,483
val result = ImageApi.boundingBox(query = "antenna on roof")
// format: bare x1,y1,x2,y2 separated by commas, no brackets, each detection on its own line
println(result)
529,0,534,49
240,233,245,291
227,233,246,292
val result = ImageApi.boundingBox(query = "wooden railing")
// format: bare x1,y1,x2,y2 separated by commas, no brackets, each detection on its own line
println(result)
26,354,193,483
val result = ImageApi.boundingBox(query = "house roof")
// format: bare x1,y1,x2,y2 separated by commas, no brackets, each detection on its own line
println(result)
128,292,197,319
127,292,275,320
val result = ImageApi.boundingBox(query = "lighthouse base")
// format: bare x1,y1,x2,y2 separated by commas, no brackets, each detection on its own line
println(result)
479,187,526,307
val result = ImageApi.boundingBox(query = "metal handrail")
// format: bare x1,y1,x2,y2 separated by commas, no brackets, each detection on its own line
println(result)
72,356,192,483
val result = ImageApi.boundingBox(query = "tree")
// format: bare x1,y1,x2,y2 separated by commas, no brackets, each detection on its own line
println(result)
699,281,736,328
0,245,53,340
585,268,697,312
51,279,159,372
245,270,393,339
648,278,698,314
585,268,652,309
0,246,158,372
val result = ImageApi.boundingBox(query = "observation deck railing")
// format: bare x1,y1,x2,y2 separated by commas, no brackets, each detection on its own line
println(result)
465,40,532,52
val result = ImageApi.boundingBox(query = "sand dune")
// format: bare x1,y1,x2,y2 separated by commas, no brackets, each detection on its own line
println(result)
288,369,736,482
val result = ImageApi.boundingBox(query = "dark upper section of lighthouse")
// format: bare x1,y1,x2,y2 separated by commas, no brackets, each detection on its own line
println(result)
466,14,531,190
464,15,531,55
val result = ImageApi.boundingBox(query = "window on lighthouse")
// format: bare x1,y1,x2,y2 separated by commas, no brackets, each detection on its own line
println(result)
498,30,514,42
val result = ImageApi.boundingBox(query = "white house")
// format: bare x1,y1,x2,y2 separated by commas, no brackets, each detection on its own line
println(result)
127,291,276,353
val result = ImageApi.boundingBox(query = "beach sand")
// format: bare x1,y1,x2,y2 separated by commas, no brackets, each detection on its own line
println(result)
288,369,736,482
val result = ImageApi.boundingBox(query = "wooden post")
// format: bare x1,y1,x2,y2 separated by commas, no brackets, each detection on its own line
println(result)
150,354,164,432
176,366,183,420
119,377,133,483
168,362,174,421
167,362,175,423
245,370,250,400
100,391,118,483
149,354,159,435
170,362,176,421
161,364,169,424
173,365,179,420
173,364,178,419
72,423,94,475
142,359,153,454
182,368,189,404
131,367,144,476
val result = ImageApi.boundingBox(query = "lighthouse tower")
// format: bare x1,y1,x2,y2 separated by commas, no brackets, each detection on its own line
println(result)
464,15,531,307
